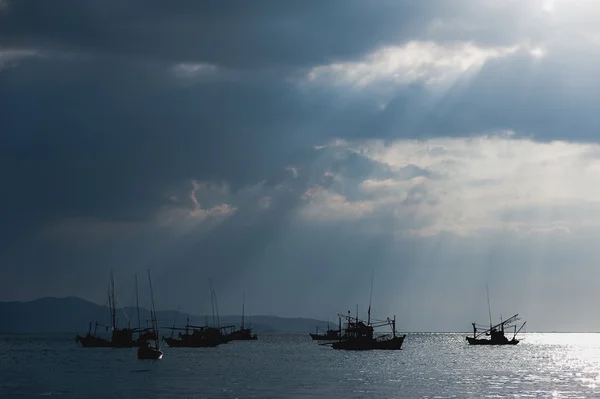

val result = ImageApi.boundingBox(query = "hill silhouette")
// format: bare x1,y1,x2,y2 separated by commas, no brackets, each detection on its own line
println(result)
0,297,331,334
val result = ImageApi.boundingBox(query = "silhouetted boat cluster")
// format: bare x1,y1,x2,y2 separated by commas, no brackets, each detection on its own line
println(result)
77,272,526,359
161,281,257,349
308,283,525,349
76,272,258,359
75,271,158,349
309,271,407,351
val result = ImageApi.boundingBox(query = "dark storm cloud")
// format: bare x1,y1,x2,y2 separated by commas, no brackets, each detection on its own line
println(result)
0,0,544,68
0,0,431,68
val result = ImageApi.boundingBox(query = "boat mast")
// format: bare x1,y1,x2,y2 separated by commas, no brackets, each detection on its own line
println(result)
135,273,141,331
107,285,112,330
210,280,221,327
108,269,116,330
214,288,221,328
147,269,159,349
367,268,374,326
170,307,179,338
241,293,245,330
209,279,216,327
486,283,492,331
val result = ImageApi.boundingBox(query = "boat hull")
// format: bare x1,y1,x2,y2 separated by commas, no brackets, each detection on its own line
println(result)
76,334,113,348
466,337,519,345
331,335,406,350
162,337,221,348
76,328,138,348
138,346,163,360
227,328,257,341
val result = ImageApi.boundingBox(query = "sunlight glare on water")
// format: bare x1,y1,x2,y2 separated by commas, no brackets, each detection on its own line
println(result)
2,333,600,398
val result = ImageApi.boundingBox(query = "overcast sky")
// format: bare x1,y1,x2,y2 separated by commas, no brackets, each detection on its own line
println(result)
3,0,600,331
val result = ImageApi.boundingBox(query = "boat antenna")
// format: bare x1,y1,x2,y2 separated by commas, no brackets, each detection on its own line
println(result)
209,278,216,327
213,286,221,328
368,268,374,326
107,285,113,330
135,273,141,331
110,269,116,330
241,293,245,330
486,283,492,330
171,305,179,338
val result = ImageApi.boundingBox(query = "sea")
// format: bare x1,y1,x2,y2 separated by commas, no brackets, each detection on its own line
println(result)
1,333,600,398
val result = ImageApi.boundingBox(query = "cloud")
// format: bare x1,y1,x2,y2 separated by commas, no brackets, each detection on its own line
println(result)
300,186,374,222
305,41,520,87
171,62,218,78
298,135,600,237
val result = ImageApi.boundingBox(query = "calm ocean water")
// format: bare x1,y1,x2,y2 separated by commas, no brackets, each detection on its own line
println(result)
1,333,600,398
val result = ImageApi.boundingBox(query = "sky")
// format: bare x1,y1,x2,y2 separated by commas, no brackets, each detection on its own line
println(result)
3,0,600,332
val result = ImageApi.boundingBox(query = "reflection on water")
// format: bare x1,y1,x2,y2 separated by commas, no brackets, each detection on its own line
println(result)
1,333,600,398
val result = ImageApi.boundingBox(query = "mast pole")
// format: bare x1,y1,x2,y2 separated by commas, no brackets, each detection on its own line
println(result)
111,269,116,330
368,268,374,326
147,269,159,349
214,286,221,328
242,293,245,330
209,279,216,327
135,273,141,331
107,285,112,330
486,283,492,330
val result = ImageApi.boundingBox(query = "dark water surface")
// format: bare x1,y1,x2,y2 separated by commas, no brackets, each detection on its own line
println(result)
1,333,599,398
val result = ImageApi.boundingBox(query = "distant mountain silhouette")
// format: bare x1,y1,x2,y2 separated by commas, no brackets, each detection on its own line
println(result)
0,297,331,334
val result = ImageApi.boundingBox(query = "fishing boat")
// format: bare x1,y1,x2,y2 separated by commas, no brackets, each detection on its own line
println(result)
325,270,405,350
466,285,526,346
329,310,405,350
163,323,225,347
310,317,342,341
137,270,163,360
225,295,258,341
466,314,526,345
163,280,229,347
227,328,257,341
76,270,136,348
75,322,113,347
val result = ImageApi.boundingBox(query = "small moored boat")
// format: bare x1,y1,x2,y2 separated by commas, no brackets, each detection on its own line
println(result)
137,270,163,360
